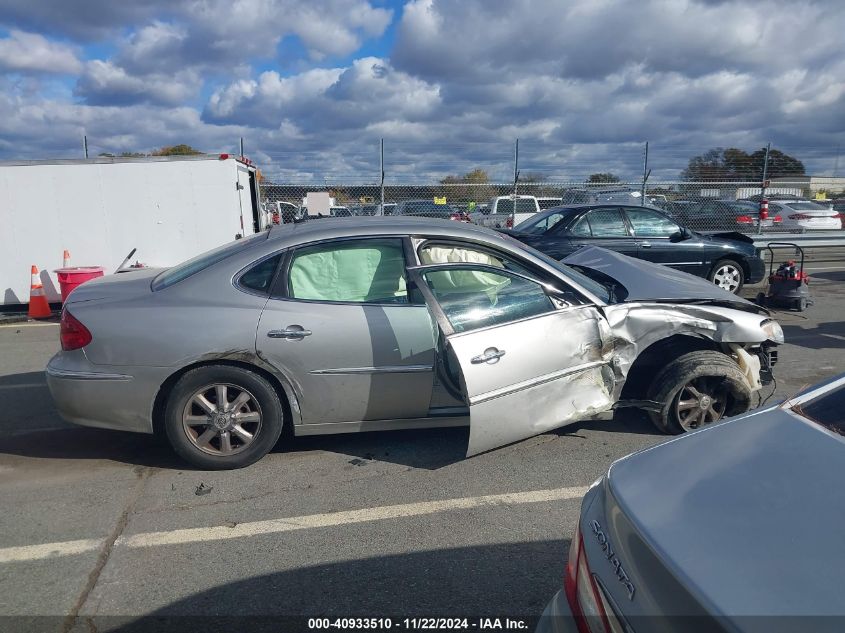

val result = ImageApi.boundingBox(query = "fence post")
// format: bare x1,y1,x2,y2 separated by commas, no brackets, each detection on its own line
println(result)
379,138,385,211
640,141,650,205
758,142,771,235
513,138,520,202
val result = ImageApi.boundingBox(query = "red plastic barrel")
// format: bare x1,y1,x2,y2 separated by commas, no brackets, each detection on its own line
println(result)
54,267,105,302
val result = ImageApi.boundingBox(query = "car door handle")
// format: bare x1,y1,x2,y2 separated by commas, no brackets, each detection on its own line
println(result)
639,241,652,248
470,348,506,364
267,327,312,339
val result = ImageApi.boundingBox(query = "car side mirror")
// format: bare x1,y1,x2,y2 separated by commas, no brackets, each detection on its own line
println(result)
670,227,692,242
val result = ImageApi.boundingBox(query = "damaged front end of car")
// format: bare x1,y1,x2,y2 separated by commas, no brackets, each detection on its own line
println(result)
562,247,782,431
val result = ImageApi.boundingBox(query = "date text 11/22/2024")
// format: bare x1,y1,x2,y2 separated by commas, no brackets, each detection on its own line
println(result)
308,618,529,630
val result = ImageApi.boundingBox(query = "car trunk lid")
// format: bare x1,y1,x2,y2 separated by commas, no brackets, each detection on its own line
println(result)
603,408,845,620
63,267,162,305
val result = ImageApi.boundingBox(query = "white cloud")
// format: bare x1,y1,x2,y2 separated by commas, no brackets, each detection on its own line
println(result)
205,58,441,131
0,30,81,74
75,60,202,105
1,0,844,180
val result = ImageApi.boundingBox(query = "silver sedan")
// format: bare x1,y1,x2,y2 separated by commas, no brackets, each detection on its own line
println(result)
47,218,783,469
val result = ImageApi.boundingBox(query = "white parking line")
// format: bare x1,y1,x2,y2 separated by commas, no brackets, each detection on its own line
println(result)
0,485,587,564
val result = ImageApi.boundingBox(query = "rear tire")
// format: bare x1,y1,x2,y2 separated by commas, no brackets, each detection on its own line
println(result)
709,259,745,294
647,351,752,434
164,365,284,470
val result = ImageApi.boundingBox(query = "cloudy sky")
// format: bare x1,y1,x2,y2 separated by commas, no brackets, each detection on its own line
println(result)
0,0,843,181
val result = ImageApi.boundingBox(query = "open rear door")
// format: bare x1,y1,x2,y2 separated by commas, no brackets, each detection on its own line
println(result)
410,263,614,456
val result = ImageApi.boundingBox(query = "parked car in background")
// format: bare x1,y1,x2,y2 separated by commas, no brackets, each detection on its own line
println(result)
388,199,460,220
274,201,299,223
669,199,783,232
537,197,563,210
470,195,541,228
536,372,845,633
768,199,842,231
47,218,780,469
507,205,766,293
355,204,379,216
329,206,352,217
561,187,656,207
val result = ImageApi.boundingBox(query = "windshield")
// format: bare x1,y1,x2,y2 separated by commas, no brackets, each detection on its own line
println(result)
151,232,267,291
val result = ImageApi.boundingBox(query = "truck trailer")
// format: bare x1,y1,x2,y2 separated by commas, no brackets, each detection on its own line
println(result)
0,154,263,307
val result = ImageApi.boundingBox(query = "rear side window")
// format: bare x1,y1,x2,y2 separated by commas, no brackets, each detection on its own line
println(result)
585,208,628,237
288,239,408,304
238,253,282,294
496,198,537,214
152,232,267,291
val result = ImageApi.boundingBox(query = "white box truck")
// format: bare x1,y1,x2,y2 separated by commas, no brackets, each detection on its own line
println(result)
0,154,263,306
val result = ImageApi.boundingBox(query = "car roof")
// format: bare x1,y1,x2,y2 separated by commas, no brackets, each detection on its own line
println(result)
267,216,499,244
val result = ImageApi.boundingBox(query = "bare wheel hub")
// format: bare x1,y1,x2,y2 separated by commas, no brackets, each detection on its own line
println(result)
675,377,728,432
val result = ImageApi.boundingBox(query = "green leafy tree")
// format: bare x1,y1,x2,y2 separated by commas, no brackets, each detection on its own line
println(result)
683,147,805,181
587,173,621,184
152,144,203,156
439,168,497,204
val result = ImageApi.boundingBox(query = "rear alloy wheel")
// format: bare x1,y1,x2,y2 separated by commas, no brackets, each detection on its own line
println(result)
164,366,283,469
709,259,745,294
647,350,752,434
181,383,263,457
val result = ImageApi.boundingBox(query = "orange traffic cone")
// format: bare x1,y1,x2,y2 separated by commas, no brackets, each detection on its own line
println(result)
28,265,52,319
62,250,71,268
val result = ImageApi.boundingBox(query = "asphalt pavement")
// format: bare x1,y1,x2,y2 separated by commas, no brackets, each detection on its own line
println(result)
0,269,843,632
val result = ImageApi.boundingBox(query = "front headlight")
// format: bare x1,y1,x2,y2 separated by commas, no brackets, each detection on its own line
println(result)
761,319,784,344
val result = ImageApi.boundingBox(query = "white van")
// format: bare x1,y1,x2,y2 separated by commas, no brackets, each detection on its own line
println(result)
470,195,540,228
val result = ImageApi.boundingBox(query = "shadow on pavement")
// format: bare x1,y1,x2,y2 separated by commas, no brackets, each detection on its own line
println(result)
782,321,845,350
559,409,658,438
0,372,657,471
96,539,568,631
281,425,470,470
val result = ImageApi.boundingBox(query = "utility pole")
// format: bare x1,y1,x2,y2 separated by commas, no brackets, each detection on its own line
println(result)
83,135,89,159
380,138,385,212
239,137,245,158
758,142,771,235
640,141,650,206
513,138,520,196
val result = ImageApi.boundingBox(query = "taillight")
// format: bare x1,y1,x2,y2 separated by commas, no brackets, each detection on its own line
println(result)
564,522,613,633
506,216,514,228
789,213,811,220
60,309,92,351
773,215,783,223
735,215,753,224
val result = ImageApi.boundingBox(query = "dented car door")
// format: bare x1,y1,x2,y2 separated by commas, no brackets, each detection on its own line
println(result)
409,263,615,456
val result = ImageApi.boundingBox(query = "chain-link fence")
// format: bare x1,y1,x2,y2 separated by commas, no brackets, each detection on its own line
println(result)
260,180,845,233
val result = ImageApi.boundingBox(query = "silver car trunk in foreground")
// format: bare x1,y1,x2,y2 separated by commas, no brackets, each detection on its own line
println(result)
585,385,845,628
